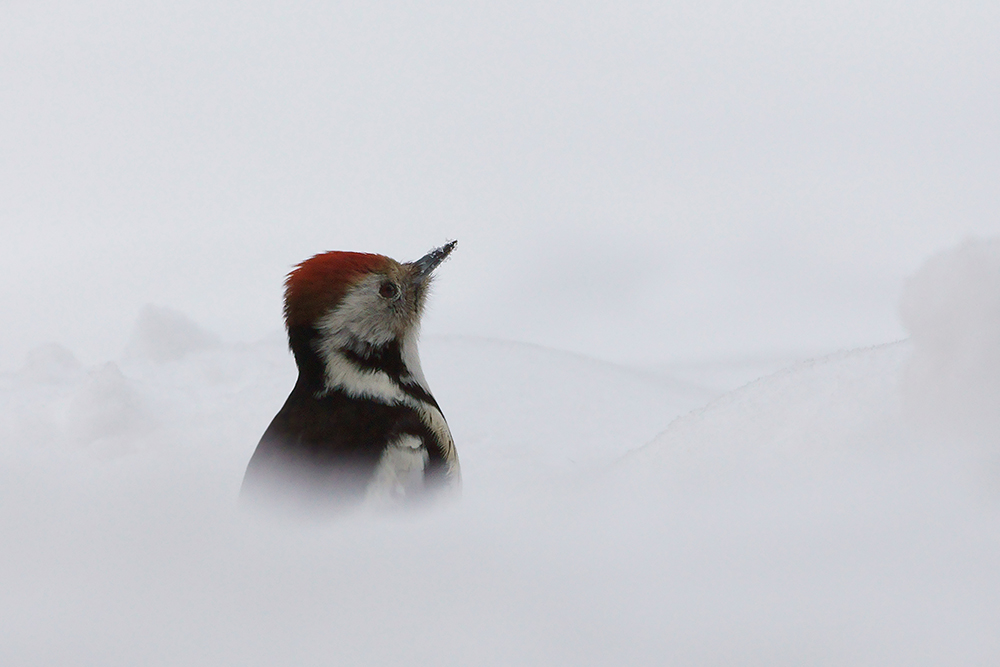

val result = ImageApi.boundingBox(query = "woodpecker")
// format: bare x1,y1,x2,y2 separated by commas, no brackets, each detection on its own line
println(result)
241,241,459,508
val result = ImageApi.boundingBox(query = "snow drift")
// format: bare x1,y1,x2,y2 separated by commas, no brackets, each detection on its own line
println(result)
2,240,999,665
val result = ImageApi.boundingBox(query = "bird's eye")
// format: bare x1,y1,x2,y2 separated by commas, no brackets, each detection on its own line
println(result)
379,282,399,299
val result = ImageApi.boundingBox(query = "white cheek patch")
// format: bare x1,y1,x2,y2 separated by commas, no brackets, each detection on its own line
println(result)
365,434,429,503
314,275,398,351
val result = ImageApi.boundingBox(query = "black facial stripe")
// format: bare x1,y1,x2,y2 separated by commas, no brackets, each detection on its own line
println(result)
337,339,441,409
339,339,407,376
397,380,439,410
288,324,444,429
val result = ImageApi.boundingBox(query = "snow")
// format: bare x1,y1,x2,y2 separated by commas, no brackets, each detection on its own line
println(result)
2,239,999,665
3,1,1000,661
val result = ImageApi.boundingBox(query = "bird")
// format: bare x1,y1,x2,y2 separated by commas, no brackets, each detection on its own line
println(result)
241,241,460,509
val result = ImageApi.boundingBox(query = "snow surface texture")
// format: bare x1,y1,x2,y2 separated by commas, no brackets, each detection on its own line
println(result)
2,239,999,665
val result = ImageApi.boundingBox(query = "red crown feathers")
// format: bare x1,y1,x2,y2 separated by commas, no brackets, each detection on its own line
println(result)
283,251,390,328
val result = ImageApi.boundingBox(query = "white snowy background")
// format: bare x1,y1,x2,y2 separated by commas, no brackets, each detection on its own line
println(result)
2,2,1000,665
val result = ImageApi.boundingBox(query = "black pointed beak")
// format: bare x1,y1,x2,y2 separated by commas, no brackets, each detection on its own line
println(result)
410,240,457,285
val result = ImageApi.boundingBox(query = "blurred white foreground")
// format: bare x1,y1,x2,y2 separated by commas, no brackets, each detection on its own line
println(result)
2,240,999,665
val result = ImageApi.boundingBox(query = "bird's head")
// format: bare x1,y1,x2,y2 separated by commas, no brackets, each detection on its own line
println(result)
283,241,457,357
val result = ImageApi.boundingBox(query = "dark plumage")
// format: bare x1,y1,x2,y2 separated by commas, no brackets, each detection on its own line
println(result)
241,242,459,509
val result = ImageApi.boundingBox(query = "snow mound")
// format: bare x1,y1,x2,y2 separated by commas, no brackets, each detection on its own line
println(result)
602,340,999,664
621,342,909,476
900,237,1000,439
423,335,714,494
66,362,152,457
626,237,1000,478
